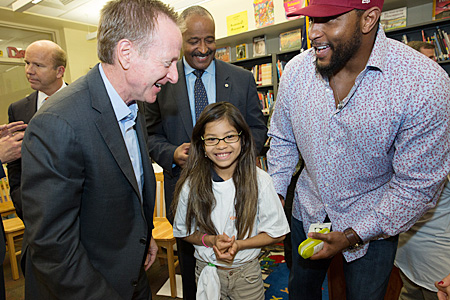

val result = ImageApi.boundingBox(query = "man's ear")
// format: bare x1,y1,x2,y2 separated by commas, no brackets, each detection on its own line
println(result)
56,66,65,78
361,7,381,34
116,39,133,70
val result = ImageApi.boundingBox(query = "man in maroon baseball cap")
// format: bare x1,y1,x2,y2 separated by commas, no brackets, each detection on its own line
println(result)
287,0,384,17
266,0,450,300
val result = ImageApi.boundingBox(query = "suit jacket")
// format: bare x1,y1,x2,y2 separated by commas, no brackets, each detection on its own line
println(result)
7,91,38,219
21,64,156,300
145,59,267,216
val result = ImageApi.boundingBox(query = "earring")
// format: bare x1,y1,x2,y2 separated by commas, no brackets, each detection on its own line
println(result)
204,151,207,157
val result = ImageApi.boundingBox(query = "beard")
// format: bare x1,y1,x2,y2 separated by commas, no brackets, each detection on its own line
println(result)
315,24,362,78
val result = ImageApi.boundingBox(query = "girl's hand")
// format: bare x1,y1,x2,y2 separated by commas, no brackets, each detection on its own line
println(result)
214,233,234,253
213,240,240,264
436,273,450,300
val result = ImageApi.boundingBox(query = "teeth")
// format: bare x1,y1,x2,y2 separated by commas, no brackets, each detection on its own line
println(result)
155,83,161,88
317,46,327,50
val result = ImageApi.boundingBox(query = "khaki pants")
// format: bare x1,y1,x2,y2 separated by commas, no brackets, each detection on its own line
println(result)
399,270,438,300
195,258,264,300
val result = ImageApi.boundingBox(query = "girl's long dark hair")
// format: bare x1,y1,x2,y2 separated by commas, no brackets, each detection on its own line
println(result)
171,102,258,240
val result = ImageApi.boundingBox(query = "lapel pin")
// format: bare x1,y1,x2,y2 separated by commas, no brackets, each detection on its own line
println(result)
225,83,229,88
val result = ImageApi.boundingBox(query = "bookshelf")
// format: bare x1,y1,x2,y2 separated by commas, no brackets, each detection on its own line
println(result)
384,18,450,74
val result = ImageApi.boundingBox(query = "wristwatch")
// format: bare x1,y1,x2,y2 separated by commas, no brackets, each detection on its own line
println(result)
343,227,363,249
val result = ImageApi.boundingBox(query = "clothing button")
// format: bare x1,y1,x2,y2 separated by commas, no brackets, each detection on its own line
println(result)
330,138,334,142
131,280,138,287
325,183,329,187
140,238,146,245
325,204,329,207
337,103,343,110
327,162,331,165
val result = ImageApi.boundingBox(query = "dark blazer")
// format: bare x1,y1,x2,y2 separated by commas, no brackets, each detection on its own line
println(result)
145,59,267,215
21,64,156,300
7,91,38,219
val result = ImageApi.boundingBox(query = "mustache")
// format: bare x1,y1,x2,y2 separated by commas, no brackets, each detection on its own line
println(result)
192,49,214,57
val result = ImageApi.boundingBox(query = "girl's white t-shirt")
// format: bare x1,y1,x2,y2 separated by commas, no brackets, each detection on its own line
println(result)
173,167,290,268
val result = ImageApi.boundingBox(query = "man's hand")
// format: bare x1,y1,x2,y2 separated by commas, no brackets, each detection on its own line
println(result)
144,237,158,271
436,273,450,300
0,121,27,164
308,231,351,260
0,121,27,138
173,143,190,168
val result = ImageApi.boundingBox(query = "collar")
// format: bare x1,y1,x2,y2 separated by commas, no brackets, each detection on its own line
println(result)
183,56,216,77
211,167,225,182
364,25,387,73
98,63,138,122
38,82,67,103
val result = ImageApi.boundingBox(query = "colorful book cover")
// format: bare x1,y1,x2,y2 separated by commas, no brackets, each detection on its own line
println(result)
215,46,231,62
236,43,248,60
253,35,267,57
253,0,275,28
279,29,302,51
380,7,407,31
433,0,450,20
283,0,305,20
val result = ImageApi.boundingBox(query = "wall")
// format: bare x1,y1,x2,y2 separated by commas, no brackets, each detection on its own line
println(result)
62,27,99,82
0,8,99,123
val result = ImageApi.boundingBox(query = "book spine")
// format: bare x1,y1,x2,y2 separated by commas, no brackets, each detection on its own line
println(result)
434,32,444,61
437,27,449,60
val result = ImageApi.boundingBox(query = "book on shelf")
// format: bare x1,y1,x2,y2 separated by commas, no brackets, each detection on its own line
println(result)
253,35,267,57
380,7,407,31
257,90,274,114
257,155,268,172
251,63,272,86
236,43,248,60
279,28,302,52
412,26,450,61
215,46,231,62
276,59,287,79
433,0,450,20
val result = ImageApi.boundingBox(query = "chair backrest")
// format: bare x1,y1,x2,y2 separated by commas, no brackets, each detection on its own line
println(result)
0,174,17,218
154,172,165,218
0,176,12,203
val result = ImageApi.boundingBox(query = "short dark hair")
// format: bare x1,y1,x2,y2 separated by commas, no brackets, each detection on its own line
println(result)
97,0,178,64
178,5,214,34
407,41,436,52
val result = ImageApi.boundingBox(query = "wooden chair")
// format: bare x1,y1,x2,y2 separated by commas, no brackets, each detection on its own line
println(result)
152,171,179,298
0,173,25,280
3,217,25,280
0,177,16,218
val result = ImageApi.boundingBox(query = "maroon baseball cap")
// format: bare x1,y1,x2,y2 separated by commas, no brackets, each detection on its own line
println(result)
287,0,384,18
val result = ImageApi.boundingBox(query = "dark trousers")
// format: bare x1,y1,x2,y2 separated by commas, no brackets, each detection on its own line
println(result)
284,171,300,269
176,237,197,300
289,217,398,300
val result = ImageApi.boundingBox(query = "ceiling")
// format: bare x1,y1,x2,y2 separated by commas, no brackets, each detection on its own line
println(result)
0,0,211,26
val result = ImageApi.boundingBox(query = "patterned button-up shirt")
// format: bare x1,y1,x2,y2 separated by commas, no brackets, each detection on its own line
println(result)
267,27,450,262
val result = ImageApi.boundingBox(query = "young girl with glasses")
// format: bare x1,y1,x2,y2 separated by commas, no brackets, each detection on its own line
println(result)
172,102,289,300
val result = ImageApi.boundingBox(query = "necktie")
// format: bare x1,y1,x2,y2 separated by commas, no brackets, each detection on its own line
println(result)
193,69,208,121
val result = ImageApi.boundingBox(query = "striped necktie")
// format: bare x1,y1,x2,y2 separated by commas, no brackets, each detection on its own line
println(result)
193,69,208,121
